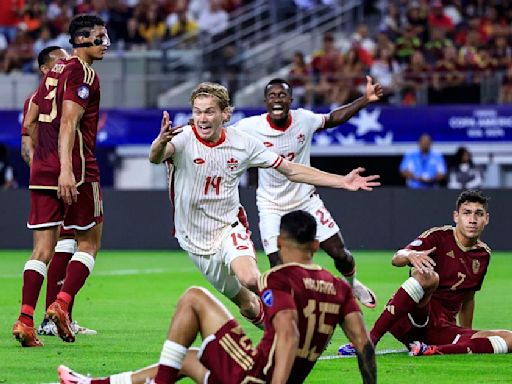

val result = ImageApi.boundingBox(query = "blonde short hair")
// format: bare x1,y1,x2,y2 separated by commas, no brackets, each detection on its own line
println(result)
190,82,232,111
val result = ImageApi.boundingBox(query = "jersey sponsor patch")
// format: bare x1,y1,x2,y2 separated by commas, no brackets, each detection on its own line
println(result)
77,85,90,99
410,239,422,247
262,289,273,307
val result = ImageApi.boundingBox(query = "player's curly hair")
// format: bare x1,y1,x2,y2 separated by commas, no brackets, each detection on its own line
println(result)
190,82,233,113
456,189,489,211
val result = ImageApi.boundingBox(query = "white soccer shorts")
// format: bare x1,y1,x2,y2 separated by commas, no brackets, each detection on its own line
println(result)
258,194,340,255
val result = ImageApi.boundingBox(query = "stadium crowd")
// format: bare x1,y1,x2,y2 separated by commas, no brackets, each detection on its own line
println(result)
288,0,512,106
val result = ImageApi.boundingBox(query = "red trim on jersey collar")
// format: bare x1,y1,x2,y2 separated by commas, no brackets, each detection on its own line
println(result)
266,113,292,131
191,123,226,147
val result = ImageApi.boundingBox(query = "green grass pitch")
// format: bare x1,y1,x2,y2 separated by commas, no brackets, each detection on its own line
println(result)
0,250,511,383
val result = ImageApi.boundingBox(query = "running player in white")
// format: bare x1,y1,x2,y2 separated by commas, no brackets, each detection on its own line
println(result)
231,77,384,308
149,82,380,326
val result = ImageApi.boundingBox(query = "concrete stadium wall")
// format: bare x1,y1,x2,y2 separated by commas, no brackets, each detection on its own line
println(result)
1,188,510,251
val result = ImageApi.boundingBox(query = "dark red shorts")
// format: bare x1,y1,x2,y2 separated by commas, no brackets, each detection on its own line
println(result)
389,299,479,346
28,182,103,230
199,319,269,384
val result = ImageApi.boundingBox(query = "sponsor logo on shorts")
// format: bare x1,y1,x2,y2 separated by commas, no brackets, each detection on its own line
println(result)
262,289,273,307
77,85,90,99
410,239,422,247
263,141,273,147
193,158,205,164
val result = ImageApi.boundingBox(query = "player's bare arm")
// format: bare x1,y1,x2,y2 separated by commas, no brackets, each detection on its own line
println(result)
277,161,380,191
341,311,376,384
458,290,476,328
322,76,384,130
21,136,34,166
149,110,183,163
58,99,84,205
24,100,39,143
270,309,299,384
392,247,437,273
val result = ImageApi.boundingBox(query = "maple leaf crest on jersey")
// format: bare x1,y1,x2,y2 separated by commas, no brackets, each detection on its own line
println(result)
297,133,305,144
227,157,239,171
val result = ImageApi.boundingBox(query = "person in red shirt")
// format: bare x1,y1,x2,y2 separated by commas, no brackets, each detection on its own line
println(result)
340,189,512,356
12,14,109,347
57,210,376,384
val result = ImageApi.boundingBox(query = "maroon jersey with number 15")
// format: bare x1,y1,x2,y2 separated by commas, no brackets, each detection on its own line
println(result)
30,56,101,189
258,263,361,383
405,226,491,323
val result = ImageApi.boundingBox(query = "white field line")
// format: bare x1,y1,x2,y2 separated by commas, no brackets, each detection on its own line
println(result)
319,348,408,360
0,267,188,279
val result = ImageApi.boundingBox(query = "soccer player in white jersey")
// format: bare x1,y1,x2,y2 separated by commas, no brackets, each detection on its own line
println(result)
231,77,384,308
149,82,380,326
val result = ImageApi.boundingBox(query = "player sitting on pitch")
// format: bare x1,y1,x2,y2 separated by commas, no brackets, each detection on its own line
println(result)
58,210,376,384
339,189,512,356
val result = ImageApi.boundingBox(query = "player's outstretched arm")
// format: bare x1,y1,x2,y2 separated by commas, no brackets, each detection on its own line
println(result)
341,311,376,384
322,76,383,130
392,247,436,274
270,309,299,384
277,161,380,191
149,110,183,164
58,100,84,205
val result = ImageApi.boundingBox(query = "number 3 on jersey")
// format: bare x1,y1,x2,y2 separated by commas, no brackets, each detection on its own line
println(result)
39,77,59,123
204,176,222,195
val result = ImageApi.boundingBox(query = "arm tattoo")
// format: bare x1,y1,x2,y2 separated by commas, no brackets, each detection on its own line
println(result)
356,341,376,384
21,142,31,166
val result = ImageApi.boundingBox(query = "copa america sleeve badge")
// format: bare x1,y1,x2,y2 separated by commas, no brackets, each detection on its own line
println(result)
77,85,90,99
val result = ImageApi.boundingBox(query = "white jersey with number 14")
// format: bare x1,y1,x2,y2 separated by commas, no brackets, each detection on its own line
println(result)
168,124,282,255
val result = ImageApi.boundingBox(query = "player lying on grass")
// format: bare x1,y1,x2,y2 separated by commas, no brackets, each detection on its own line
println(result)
339,189,512,356
58,210,376,384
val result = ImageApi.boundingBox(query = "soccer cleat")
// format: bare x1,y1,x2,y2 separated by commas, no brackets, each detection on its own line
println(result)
71,321,98,335
46,302,75,342
338,342,357,356
352,279,377,309
57,365,91,384
12,320,44,347
37,317,58,336
409,341,440,356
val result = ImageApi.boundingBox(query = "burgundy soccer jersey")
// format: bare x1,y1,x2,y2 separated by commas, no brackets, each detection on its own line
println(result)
405,226,491,322
258,263,361,383
30,56,101,189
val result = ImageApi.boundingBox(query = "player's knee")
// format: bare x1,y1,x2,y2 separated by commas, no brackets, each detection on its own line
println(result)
412,270,439,290
31,247,53,263
179,286,209,309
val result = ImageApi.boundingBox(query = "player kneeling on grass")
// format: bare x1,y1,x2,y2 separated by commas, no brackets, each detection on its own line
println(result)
339,189,512,357
58,210,376,384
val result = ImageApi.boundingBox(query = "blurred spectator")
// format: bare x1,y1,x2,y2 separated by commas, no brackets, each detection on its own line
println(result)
402,50,431,105
32,24,53,58
0,144,15,190
125,17,146,50
424,27,453,64
138,7,167,48
2,28,34,73
0,0,24,43
350,24,376,60
20,3,43,39
428,1,454,34
197,0,229,37
395,24,422,64
287,51,312,107
370,47,401,103
448,146,483,189
431,45,464,91
499,64,512,104
310,32,343,105
489,34,511,71
400,133,447,188
169,10,199,46
330,47,365,107
107,0,133,44
379,3,402,40
405,1,428,42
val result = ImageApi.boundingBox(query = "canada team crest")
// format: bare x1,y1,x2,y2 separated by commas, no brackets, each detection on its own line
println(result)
297,132,305,144
472,259,480,274
227,157,239,171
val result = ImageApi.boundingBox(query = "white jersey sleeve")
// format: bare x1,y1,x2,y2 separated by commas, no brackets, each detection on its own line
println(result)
296,108,326,133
